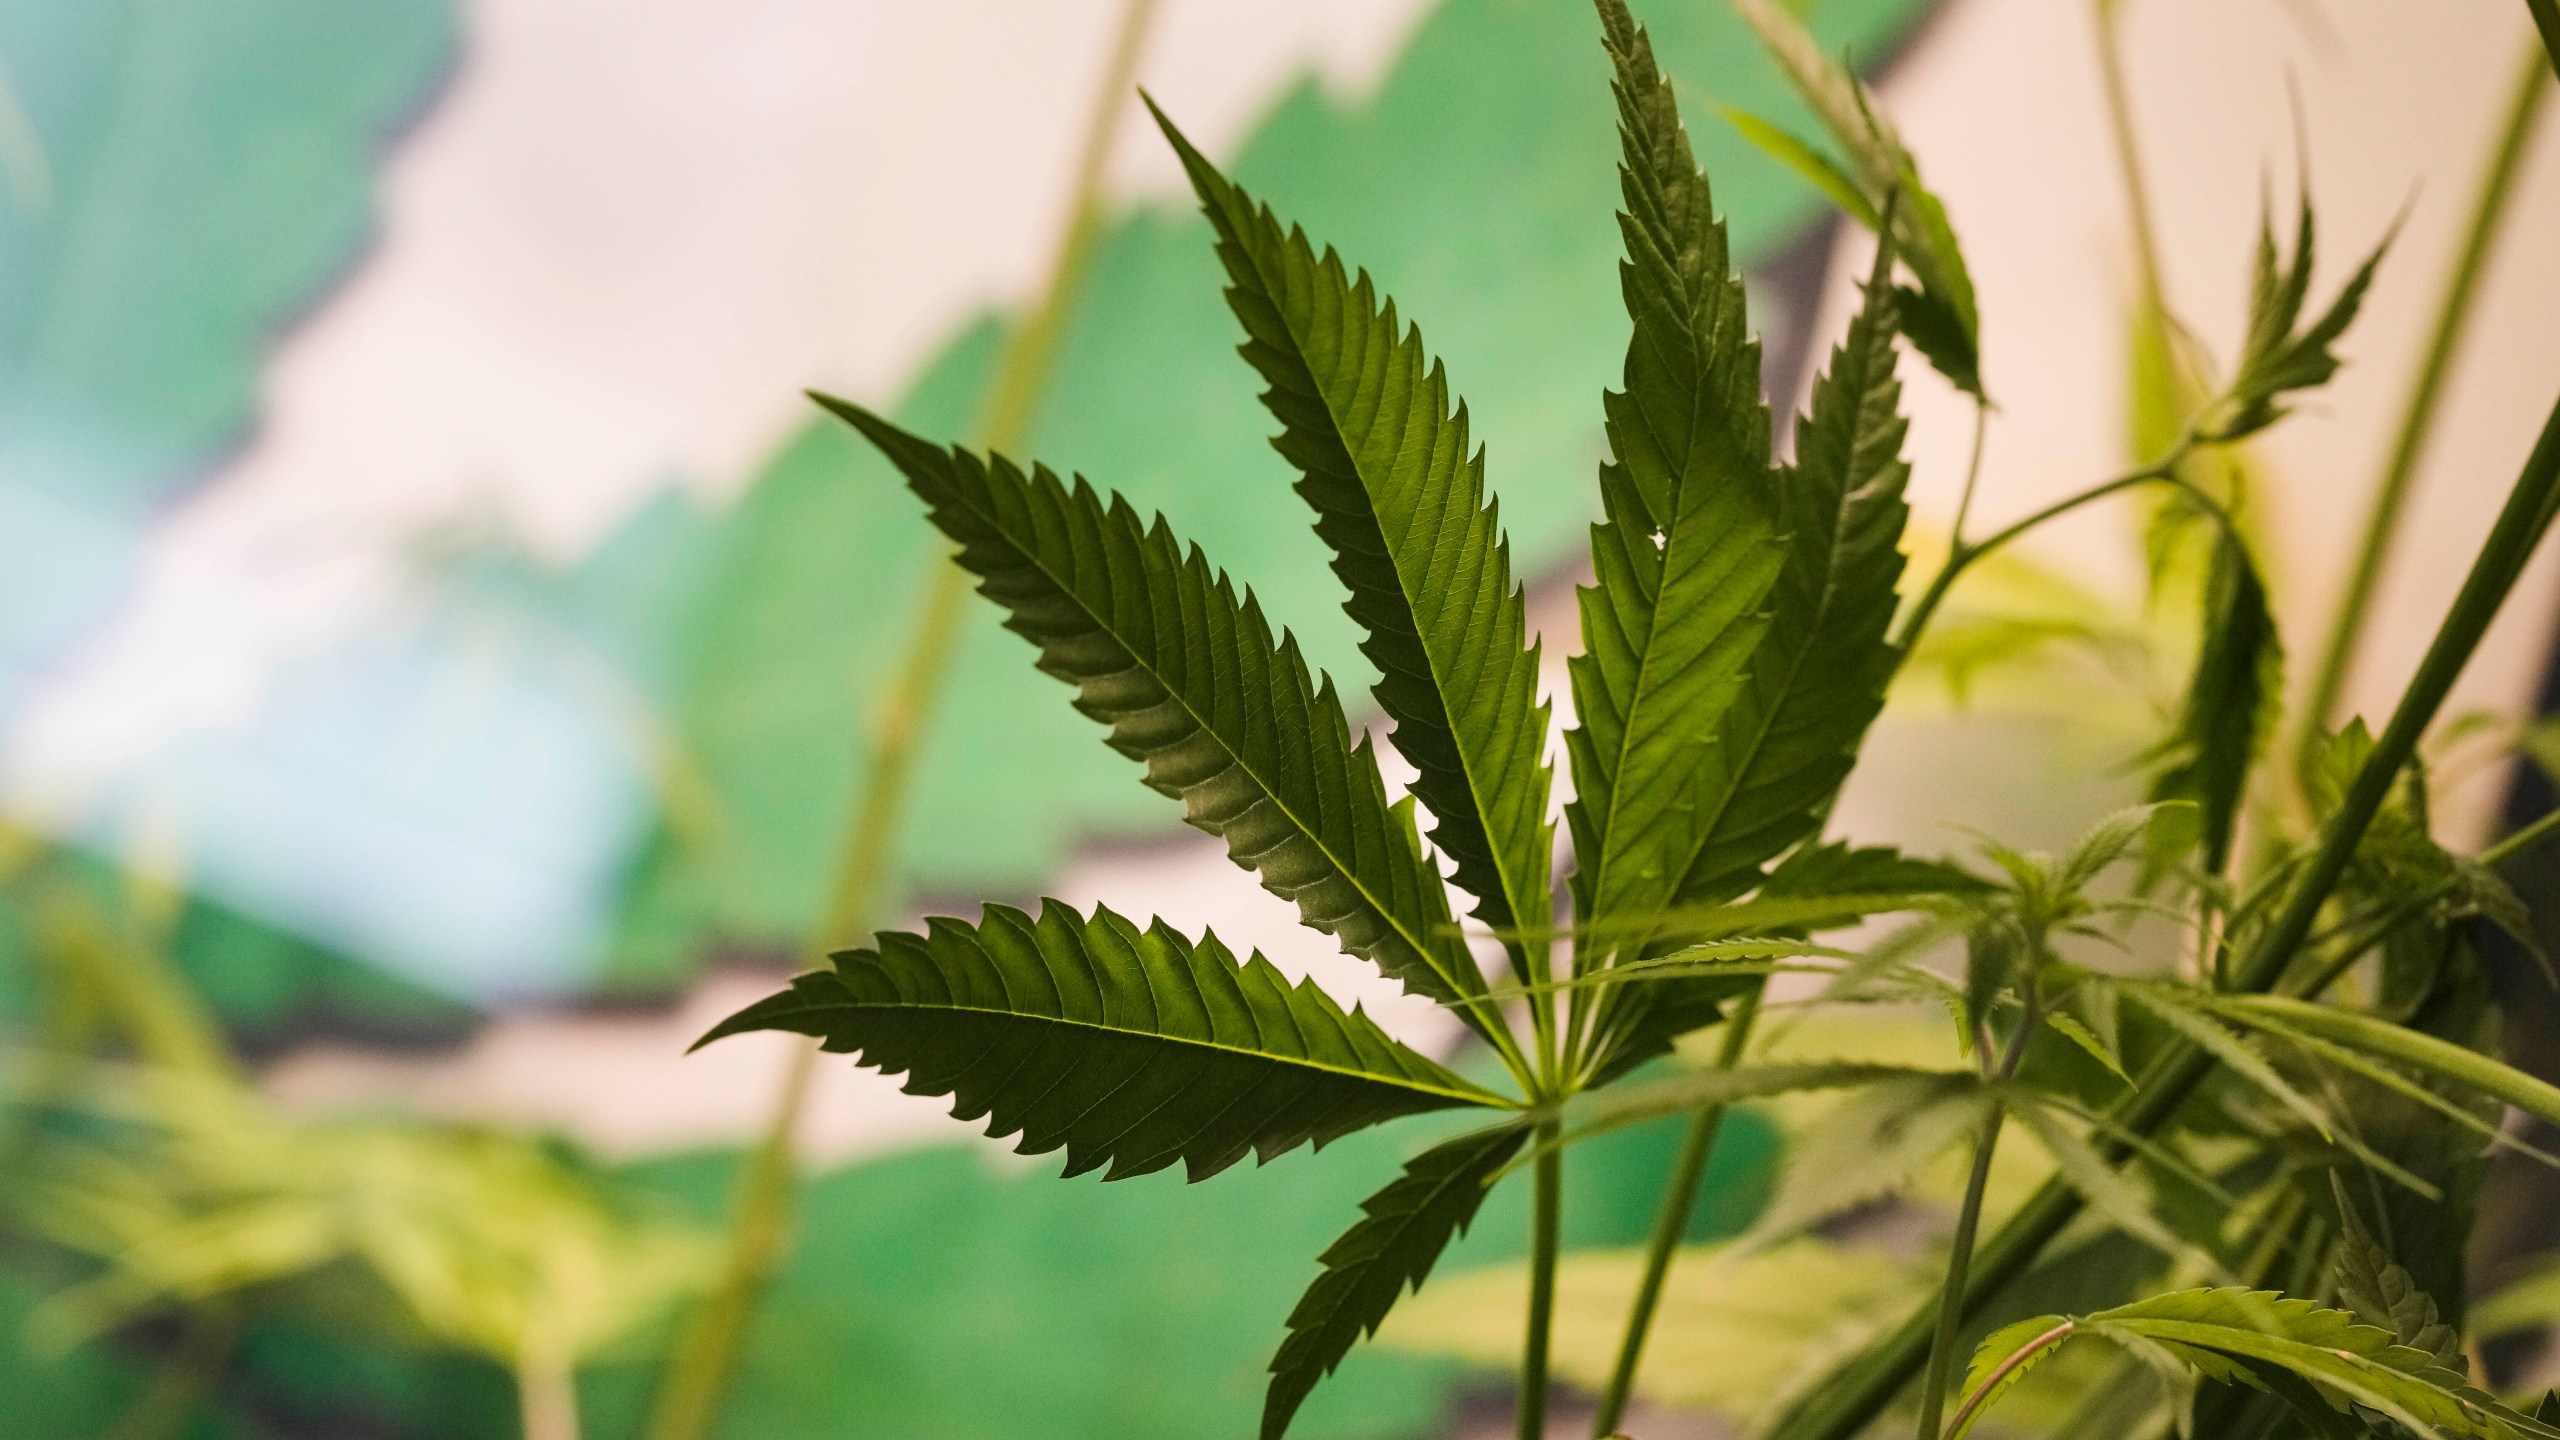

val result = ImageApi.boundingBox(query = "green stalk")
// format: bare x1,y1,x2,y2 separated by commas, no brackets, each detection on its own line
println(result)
1589,983,1762,1436
1893,447,2192,652
642,7,1158,1438
1766,386,2560,1440
520,1340,583,1440
1911,1101,2007,1440
1521,1118,1565,1440
2092,0,2171,319
2298,46,2552,739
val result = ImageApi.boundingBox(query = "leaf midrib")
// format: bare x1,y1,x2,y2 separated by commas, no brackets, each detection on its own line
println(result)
1589,212,1739,929
951,473,1478,1004
1246,220,1544,937
825,986,1509,1107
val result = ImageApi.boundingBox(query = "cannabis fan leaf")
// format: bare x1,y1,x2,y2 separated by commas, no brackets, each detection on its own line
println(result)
698,900,1506,1181
683,0,2489,1435
811,398,1499,1042
1150,99,1557,962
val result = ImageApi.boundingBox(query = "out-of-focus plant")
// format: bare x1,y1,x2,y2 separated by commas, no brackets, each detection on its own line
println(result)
0,844,712,1440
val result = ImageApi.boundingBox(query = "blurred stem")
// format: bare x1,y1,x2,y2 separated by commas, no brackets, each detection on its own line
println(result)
1520,1120,1563,1440
520,1343,583,1440
1589,983,1762,1437
2298,46,2550,741
1947,401,1989,547
1912,1018,2032,1440
641,5,1159,1439
2092,0,2169,317
103,1308,238,1440
1893,443,2194,653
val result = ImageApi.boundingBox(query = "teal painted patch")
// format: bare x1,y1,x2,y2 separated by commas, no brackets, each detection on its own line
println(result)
0,0,454,694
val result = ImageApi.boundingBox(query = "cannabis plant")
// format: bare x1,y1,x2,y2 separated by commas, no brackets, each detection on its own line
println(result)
706,1,2560,1436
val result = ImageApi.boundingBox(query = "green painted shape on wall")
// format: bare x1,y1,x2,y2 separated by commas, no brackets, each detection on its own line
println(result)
605,0,1931,986
0,849,474,1045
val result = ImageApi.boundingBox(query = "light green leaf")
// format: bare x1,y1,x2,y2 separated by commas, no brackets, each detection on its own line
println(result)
2144,530,2282,872
1152,102,1556,956
2204,189,2389,442
816,399,1497,1039
1721,106,1879,228
1264,1121,1529,1440
2210,994,2560,1132
2473,1255,2560,1341
699,900,1506,1182
2004,1092,2218,1278
1560,1061,1966,1153
2076,1288,2554,1440
2332,1179,2464,1372
2045,1012,2133,1088
1726,0,1983,397
1949,1314,2079,1440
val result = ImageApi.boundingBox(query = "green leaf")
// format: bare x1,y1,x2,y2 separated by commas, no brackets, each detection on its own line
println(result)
2206,189,2390,442
2145,530,2282,872
1150,102,1557,957
2044,1013,2133,1088
1949,1315,2078,1440
1566,1061,1974,1154
1568,0,1788,955
1726,0,1983,397
2209,994,2560,1132
1721,105,1879,228
2074,1288,2555,1439
2331,1179,2464,1372
815,399,1498,1040
2004,1092,2213,1277
1743,1072,1988,1245
1264,1121,1530,1440
700,900,1505,1183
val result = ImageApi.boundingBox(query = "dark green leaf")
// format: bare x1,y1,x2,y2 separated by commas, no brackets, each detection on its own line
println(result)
1721,105,1879,229
815,399,1497,1039
1727,0,1984,397
2332,1178,2464,1373
1151,101,1557,955
2145,530,2282,873
2206,190,2389,442
1568,0,1787,959
699,900,1505,1182
1263,1121,1530,1440
1893,282,1983,400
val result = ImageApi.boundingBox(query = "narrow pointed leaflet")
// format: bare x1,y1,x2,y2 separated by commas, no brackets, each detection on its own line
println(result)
698,900,1507,1182
1577,0,1919,1076
1152,100,1556,966
816,399,1502,1044
1263,1121,1531,1440
1566,0,1787,966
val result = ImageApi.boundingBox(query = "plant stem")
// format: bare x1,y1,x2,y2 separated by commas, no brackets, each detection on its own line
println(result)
642,6,1158,1438
1893,448,2190,653
1911,1105,2005,1440
1521,1118,1564,1440
2297,46,2551,741
1766,387,2560,1440
2091,0,2170,321
520,1342,583,1440
1589,984,1761,1437
1947,401,1990,548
